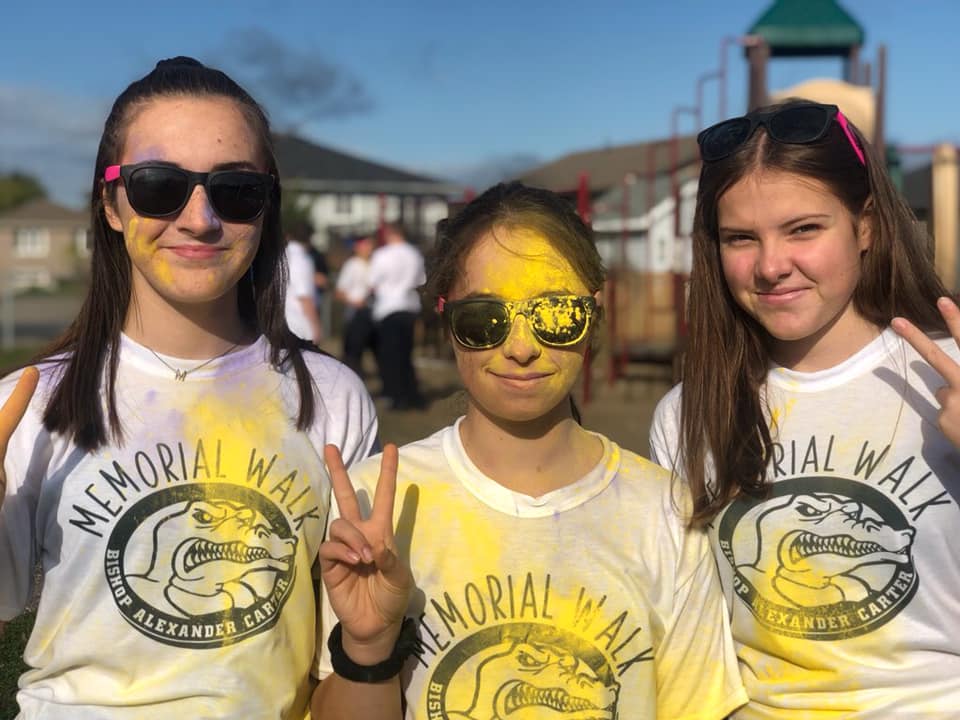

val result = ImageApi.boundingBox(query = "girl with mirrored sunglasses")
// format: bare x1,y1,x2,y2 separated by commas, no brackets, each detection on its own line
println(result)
0,57,405,719
651,99,960,716
315,181,748,718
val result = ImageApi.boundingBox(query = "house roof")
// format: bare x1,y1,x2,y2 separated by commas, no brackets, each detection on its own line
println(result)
0,197,87,225
516,136,700,196
273,134,462,196
748,0,865,56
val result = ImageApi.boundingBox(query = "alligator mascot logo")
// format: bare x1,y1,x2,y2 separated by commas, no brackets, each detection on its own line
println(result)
428,623,621,719
105,483,298,648
718,477,918,640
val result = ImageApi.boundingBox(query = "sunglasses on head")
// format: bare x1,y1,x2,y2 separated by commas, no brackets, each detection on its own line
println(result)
697,102,866,166
104,162,275,222
438,294,597,350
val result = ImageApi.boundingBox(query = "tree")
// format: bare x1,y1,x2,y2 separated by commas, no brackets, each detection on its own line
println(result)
0,173,46,213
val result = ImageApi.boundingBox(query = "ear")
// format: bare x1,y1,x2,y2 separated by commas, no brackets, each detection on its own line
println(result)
857,196,874,253
592,288,603,308
102,183,124,233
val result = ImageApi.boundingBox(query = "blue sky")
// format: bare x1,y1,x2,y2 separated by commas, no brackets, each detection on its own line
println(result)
2,0,957,207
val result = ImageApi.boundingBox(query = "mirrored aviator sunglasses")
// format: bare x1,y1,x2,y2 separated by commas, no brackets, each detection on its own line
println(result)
438,295,597,350
104,162,275,222
697,102,866,166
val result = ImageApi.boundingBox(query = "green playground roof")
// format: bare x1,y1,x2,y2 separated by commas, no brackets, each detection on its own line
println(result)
748,0,865,55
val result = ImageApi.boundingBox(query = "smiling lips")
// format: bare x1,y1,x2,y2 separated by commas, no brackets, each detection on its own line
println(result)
166,245,226,260
491,371,553,387
757,286,809,304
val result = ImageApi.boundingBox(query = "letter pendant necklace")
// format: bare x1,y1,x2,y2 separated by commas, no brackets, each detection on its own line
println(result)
147,344,241,381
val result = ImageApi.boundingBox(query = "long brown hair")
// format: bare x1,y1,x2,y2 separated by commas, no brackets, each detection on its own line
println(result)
681,100,949,526
31,57,322,450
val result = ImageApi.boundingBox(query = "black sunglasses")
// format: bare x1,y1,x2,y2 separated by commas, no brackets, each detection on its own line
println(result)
104,162,275,222
697,102,866,166
438,295,597,350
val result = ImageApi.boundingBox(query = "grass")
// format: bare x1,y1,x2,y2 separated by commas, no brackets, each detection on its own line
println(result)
0,613,33,719
0,346,42,377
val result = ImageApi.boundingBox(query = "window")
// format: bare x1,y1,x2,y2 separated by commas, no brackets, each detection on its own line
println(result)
13,228,50,258
13,268,52,291
75,228,90,257
335,194,352,214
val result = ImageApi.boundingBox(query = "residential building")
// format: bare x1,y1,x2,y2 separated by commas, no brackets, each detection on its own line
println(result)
0,198,89,293
273,134,463,260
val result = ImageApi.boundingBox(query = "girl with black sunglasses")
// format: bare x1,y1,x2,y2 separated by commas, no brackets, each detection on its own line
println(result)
314,182,748,718
651,99,960,716
0,57,393,719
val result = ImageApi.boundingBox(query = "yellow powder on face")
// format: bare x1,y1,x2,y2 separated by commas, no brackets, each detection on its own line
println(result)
126,216,175,287
469,229,588,301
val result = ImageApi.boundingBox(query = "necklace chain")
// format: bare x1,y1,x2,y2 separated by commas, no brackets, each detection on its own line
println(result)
147,344,241,381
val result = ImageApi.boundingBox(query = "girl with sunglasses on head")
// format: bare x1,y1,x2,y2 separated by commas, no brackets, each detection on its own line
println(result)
313,181,747,718
651,99,960,717
0,57,401,719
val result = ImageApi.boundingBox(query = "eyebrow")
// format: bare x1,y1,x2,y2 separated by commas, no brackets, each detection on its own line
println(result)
719,213,832,234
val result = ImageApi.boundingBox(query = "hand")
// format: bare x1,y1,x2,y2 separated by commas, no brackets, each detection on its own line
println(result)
892,297,960,448
0,368,39,508
319,444,413,664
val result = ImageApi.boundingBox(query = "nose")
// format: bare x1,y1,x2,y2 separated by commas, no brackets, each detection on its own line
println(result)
500,313,542,364
756,238,792,284
176,183,222,234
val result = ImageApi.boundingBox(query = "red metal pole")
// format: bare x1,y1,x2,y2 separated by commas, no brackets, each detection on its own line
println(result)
618,173,633,379
576,172,593,405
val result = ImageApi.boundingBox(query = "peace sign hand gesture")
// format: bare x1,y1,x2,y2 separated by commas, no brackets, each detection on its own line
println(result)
892,297,960,449
0,367,39,511
319,444,413,664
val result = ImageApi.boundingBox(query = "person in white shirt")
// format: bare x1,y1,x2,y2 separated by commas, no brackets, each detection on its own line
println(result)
316,182,748,719
367,223,426,410
650,99,960,718
284,223,323,345
0,56,396,720
335,234,375,375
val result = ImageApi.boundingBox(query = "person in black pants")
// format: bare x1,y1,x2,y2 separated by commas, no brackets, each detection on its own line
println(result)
368,224,426,410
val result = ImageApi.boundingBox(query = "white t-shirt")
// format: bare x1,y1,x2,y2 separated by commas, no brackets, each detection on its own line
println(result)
284,241,317,341
335,256,371,307
0,336,378,719
650,328,960,719
320,419,748,719
368,242,425,321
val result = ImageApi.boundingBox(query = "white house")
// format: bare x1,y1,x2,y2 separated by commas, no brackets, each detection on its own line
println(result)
273,134,463,253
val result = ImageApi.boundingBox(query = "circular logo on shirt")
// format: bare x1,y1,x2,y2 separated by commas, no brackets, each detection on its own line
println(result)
425,623,621,719
104,483,297,648
717,477,917,640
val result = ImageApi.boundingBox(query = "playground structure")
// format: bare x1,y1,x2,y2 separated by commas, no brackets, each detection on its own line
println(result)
548,0,960,401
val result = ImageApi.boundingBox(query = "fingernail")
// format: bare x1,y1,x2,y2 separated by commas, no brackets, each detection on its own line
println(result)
361,546,374,564
346,551,361,563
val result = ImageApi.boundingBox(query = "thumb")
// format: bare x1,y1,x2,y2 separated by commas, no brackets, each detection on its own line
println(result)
0,367,39,456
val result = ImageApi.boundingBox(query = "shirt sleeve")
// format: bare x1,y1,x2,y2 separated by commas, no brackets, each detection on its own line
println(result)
649,383,682,472
654,498,748,719
0,368,47,620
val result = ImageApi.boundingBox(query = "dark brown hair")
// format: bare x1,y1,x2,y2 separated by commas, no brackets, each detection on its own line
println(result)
424,182,605,304
680,100,949,526
425,182,606,424
32,56,322,450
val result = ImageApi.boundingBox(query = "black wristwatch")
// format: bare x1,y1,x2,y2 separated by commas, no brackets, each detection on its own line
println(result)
328,617,418,683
